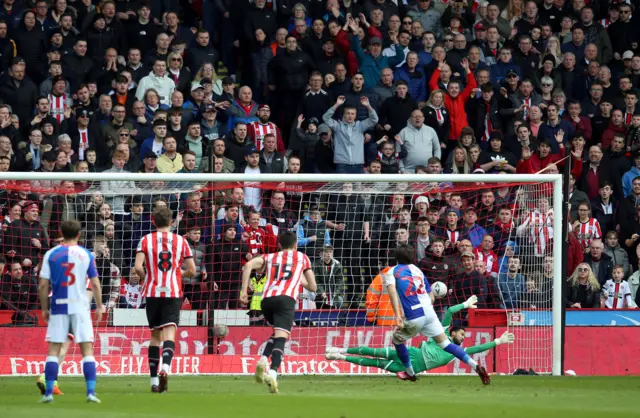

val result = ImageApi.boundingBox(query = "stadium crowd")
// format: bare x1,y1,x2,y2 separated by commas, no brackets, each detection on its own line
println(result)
0,0,639,327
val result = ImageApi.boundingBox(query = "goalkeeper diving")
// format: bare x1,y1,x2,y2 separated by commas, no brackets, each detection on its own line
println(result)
325,296,515,376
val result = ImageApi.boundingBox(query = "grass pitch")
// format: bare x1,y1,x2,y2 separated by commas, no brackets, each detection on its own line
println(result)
0,375,637,418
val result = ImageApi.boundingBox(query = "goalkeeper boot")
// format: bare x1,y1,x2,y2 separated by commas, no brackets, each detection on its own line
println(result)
158,371,168,393
264,370,279,394
255,357,268,383
86,394,101,404
37,376,63,395
324,351,345,361
39,395,53,404
396,371,418,382
475,365,491,385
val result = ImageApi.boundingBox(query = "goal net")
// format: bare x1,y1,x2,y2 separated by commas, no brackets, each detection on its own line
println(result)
0,172,562,377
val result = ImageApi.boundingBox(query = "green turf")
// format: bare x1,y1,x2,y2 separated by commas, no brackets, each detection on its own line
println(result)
0,375,637,418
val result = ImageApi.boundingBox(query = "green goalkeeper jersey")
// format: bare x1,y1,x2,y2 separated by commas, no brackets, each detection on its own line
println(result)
417,303,497,371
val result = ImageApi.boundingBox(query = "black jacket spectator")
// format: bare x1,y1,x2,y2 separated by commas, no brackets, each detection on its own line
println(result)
564,279,601,308
0,67,38,129
449,269,488,308
63,50,95,92
13,18,47,83
243,3,278,43
297,89,332,124
422,105,451,145
3,215,49,267
127,20,160,58
582,252,613,287
186,43,220,74
207,235,246,309
224,132,255,168
378,94,418,137
268,49,315,94
467,95,503,141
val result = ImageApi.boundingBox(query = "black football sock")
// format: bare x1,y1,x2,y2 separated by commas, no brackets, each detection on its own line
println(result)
162,341,176,373
269,337,287,372
262,335,275,358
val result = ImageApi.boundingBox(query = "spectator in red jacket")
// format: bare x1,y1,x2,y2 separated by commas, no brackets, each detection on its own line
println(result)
601,109,627,150
473,234,500,278
429,58,477,143
568,226,584,274
516,137,583,178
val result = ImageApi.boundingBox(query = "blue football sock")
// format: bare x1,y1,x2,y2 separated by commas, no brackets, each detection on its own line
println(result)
44,356,59,396
82,356,97,395
394,344,415,375
440,340,478,368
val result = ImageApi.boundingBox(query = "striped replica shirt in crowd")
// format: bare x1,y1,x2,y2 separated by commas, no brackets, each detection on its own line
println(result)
603,279,633,309
262,250,312,301
516,210,554,257
575,218,602,251
137,232,193,298
48,93,68,123
247,121,282,151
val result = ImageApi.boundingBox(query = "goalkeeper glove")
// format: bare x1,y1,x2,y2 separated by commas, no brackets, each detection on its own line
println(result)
463,295,478,309
494,331,515,346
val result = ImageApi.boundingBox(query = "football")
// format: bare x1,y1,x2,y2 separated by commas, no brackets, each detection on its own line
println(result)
213,323,229,338
432,281,448,298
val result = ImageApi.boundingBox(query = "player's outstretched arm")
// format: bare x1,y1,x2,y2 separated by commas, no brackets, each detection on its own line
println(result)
464,331,515,355
240,256,265,304
302,269,317,293
441,295,478,328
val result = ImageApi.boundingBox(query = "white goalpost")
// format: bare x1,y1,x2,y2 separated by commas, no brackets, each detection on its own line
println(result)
0,172,563,377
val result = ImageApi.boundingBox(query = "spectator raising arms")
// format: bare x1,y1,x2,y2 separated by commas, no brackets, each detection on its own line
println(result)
429,58,477,149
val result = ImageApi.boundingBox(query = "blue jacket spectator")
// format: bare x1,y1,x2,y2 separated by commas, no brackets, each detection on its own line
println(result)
490,59,521,87
351,34,404,91
498,262,525,309
140,137,165,159
461,210,488,248
394,58,427,103
226,94,259,131
212,217,242,242
622,161,640,197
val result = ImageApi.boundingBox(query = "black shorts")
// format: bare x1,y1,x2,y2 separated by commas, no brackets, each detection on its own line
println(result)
145,297,182,330
261,295,296,334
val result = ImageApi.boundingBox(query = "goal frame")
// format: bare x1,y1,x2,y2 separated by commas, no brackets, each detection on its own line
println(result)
0,172,564,377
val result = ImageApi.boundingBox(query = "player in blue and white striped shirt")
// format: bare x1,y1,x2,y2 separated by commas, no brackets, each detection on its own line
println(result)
385,244,491,385
37,220,105,404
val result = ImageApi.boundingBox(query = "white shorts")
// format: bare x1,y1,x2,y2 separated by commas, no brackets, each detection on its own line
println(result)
46,311,94,344
393,307,444,344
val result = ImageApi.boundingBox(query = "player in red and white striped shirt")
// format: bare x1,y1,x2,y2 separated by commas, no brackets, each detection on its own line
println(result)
573,202,602,251
134,207,196,394
240,231,316,394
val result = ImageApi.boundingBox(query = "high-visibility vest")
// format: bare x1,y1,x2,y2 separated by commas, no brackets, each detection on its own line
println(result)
250,276,267,311
365,267,395,326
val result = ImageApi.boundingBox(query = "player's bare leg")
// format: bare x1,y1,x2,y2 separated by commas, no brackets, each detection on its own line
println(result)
263,329,288,394
255,334,274,383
